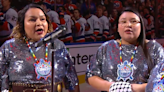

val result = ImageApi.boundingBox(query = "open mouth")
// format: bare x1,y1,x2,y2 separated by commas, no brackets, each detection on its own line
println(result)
35,28,44,34
36,28,43,32
125,29,133,33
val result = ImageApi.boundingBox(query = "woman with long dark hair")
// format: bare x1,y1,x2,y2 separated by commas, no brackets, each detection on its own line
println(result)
85,7,164,92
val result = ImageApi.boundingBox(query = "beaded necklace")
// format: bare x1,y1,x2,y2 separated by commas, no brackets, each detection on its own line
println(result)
116,39,138,82
25,38,48,63
119,39,138,63
153,73,164,91
160,75,164,81
25,37,51,80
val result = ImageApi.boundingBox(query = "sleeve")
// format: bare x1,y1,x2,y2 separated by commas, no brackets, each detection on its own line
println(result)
145,41,164,92
103,17,109,35
80,22,85,36
93,17,100,36
81,18,87,33
85,45,104,82
146,60,164,92
151,41,164,65
51,22,58,30
7,10,18,27
52,12,60,25
63,47,79,90
74,22,81,32
0,44,10,91
66,17,72,31
55,41,79,90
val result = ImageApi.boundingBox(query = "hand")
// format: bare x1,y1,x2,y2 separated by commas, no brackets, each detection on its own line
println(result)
71,16,76,22
131,84,146,92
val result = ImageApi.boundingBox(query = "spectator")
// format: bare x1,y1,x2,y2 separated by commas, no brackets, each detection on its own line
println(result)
108,9,118,37
58,6,73,43
83,9,100,42
54,0,64,11
103,9,108,17
72,9,86,43
143,7,154,39
113,0,123,12
97,5,110,41
0,0,18,46
64,0,77,15
39,0,60,30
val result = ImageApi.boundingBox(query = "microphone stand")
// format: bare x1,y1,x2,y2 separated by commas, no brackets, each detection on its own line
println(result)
36,38,56,92
51,39,55,92
35,26,66,92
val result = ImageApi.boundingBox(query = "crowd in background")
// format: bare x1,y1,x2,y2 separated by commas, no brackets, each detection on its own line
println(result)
0,0,164,46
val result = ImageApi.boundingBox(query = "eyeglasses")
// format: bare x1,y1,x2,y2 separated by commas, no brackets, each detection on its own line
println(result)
119,20,140,26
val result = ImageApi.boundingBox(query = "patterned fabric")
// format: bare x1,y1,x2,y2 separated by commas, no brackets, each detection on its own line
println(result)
146,61,164,92
0,38,78,91
86,40,164,84
109,82,132,92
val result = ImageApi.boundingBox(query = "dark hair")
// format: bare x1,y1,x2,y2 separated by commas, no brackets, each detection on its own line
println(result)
74,9,80,14
35,1,52,9
97,4,103,10
58,6,66,12
11,3,53,42
114,7,153,81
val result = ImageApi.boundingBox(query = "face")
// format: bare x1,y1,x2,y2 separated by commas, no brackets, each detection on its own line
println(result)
97,8,103,17
1,0,10,7
144,8,149,15
73,10,80,19
102,6,106,11
59,7,64,13
24,8,48,42
103,11,108,17
118,12,141,44
113,9,118,16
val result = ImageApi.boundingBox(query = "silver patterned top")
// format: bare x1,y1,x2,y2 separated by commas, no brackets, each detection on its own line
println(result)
0,38,79,91
146,61,164,92
86,40,164,84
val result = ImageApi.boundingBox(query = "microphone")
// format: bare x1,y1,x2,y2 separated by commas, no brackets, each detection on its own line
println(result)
35,25,66,47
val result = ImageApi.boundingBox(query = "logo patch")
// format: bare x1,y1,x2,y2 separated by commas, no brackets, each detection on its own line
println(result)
34,59,51,80
117,60,134,82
